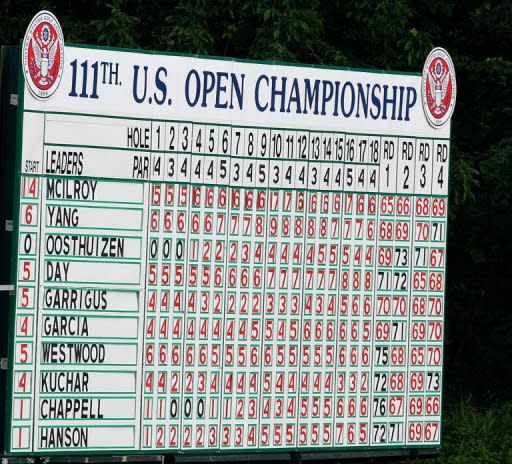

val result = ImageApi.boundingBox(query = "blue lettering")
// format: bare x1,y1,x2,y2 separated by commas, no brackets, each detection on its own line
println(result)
303,79,320,115
270,76,287,112
255,75,269,111
201,71,216,107
154,67,167,105
321,80,334,115
382,85,397,120
185,70,201,107
370,84,381,119
287,78,301,113
356,83,370,118
341,82,355,118
405,87,417,121
333,81,341,116
132,65,148,103
230,73,245,110
215,72,228,109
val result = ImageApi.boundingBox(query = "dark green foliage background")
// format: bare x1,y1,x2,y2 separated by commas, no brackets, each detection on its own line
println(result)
2,0,511,461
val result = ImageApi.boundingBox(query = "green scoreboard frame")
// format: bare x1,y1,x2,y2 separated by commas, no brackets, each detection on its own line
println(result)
0,23,454,461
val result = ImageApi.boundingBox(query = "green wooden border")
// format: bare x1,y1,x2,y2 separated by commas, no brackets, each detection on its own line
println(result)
3,40,450,458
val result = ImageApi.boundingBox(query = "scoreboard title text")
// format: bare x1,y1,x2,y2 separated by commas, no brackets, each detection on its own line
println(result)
68,59,417,121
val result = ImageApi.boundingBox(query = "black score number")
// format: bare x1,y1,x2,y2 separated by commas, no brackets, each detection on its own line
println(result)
182,398,205,419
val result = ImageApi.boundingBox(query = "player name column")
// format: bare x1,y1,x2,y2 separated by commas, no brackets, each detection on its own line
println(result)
33,114,150,451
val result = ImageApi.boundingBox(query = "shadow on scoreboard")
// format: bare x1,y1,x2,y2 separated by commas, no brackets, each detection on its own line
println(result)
0,449,440,464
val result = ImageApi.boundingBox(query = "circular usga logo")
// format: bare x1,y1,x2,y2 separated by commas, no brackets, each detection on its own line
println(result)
422,47,456,128
22,10,64,100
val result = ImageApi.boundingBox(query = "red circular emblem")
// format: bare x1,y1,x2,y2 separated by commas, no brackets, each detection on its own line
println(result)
422,47,456,128
22,11,64,100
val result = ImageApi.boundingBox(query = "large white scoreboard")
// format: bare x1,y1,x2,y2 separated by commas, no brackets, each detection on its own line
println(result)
5,12,454,458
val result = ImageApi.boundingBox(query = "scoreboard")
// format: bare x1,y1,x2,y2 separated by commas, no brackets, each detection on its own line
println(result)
5,13,454,458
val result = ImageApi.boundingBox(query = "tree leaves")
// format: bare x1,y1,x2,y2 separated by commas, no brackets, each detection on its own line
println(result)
89,0,140,48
